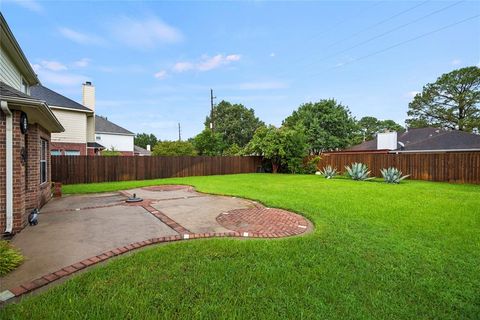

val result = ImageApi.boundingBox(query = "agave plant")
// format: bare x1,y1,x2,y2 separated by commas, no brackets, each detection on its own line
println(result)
345,162,373,181
316,166,337,179
380,167,410,184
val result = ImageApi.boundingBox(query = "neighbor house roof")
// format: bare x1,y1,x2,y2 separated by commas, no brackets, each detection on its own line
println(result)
30,85,93,112
134,145,151,156
95,115,134,135
0,82,64,133
348,127,480,151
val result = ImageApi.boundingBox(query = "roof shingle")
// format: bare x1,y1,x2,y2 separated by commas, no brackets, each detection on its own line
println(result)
95,115,134,135
30,85,92,112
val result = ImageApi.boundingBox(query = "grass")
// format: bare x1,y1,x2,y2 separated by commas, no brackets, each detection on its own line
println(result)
2,174,480,319
0,240,24,277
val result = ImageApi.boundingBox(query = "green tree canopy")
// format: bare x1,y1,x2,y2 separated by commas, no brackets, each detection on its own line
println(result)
406,66,480,131
283,99,357,153
192,129,225,156
151,141,196,156
245,125,308,173
205,100,265,147
134,133,158,149
357,117,404,141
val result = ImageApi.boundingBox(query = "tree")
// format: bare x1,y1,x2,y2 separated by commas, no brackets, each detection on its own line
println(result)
245,125,308,173
357,117,404,141
101,147,121,156
151,141,196,156
406,66,480,131
205,100,264,147
134,133,158,149
192,129,225,156
283,99,357,153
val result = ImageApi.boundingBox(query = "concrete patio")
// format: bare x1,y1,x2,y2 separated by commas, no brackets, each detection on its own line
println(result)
0,185,311,300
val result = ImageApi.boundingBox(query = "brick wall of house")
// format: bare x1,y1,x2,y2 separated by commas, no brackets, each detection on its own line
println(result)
12,111,26,232
0,109,52,234
51,142,87,155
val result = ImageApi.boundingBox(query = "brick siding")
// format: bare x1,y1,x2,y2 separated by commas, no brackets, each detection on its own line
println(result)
51,142,87,155
0,110,52,234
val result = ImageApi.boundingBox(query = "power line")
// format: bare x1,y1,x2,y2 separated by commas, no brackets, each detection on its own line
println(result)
306,13,480,77
276,0,464,78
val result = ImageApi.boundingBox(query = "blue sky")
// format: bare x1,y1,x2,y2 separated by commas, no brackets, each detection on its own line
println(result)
2,0,479,140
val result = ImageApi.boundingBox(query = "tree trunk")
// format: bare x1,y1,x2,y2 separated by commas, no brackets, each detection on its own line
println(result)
272,162,279,174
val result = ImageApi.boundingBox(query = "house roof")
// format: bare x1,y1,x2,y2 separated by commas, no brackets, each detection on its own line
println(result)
134,145,151,156
30,85,93,112
0,82,64,133
95,115,134,135
87,142,105,149
348,127,480,151
0,81,34,100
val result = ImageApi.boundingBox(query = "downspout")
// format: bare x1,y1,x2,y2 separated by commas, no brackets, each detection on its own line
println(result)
1,101,13,235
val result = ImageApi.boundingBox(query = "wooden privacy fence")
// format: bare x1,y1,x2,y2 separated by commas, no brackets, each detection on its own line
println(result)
317,152,480,184
52,156,263,185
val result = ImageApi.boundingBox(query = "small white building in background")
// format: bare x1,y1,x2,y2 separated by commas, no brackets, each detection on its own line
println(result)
95,115,135,155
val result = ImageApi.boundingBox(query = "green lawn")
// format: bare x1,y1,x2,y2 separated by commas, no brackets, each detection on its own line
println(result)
2,174,479,319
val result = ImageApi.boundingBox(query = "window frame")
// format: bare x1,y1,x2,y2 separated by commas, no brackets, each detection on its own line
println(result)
40,139,48,184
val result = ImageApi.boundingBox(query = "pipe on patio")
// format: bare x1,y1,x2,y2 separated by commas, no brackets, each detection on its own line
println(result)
1,100,13,235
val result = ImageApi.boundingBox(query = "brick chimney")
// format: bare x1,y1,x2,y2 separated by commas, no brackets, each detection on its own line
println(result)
82,81,95,111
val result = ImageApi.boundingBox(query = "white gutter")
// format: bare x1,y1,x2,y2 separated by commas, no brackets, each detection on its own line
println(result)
389,148,480,154
1,101,13,234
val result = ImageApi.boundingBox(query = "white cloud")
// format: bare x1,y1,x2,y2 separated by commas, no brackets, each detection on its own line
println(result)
58,27,104,45
36,70,89,86
154,70,168,79
172,62,194,73
5,0,43,13
270,53,276,57
451,59,462,66
32,60,67,72
237,81,288,90
110,16,183,49
172,54,241,73
73,58,91,68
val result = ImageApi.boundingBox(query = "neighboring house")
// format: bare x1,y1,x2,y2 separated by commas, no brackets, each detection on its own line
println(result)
134,145,152,156
30,83,103,155
95,115,135,155
347,127,480,153
1,13,64,236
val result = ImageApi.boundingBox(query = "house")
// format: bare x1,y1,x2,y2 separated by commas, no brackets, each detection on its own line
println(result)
134,145,152,156
29,83,103,155
95,115,135,155
347,127,480,153
1,13,64,236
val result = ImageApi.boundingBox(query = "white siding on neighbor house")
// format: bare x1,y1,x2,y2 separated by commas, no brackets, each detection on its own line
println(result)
51,108,88,143
95,133,134,152
0,46,23,91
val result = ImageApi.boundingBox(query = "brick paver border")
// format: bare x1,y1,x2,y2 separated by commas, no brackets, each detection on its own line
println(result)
0,185,313,303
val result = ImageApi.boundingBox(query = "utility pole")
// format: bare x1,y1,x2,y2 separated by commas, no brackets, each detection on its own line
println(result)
210,88,216,131
178,123,181,141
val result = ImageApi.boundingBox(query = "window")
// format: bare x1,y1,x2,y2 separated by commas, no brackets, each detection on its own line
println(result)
65,150,81,156
96,136,101,140
40,139,48,184
51,150,61,156
21,79,29,94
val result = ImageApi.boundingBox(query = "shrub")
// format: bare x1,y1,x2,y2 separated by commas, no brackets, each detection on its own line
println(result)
152,141,197,156
381,167,410,184
345,162,373,181
0,240,24,277
316,165,337,179
302,156,321,174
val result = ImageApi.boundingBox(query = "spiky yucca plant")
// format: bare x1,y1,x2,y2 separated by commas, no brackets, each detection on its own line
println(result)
316,166,337,179
381,167,409,184
345,162,373,181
